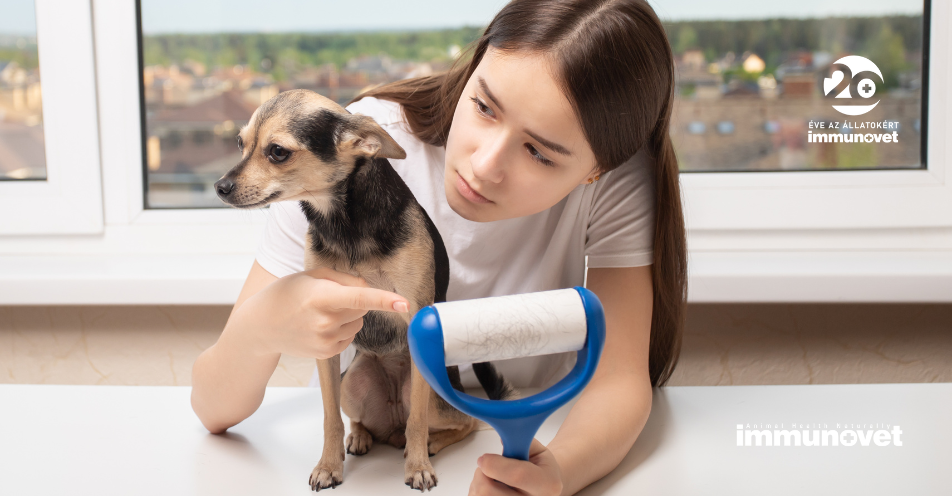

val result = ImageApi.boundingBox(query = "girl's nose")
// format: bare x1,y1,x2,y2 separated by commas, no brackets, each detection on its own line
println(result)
470,133,507,184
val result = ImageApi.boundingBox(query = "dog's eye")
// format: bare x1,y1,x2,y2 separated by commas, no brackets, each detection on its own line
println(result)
268,144,291,163
236,136,243,152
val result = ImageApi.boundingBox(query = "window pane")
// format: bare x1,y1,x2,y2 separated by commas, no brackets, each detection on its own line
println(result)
663,1,926,171
138,1,930,206
139,0,496,209
0,0,45,181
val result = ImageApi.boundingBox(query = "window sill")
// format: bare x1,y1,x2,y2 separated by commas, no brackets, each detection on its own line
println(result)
1,250,950,305
688,250,952,303
0,254,254,305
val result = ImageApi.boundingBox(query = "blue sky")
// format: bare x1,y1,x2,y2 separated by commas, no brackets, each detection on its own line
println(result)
0,0,36,35
0,0,926,36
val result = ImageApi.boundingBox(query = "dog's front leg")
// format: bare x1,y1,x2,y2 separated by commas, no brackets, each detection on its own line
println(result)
404,361,438,491
309,355,346,491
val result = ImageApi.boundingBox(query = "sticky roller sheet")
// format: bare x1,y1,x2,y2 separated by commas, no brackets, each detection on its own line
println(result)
433,288,588,366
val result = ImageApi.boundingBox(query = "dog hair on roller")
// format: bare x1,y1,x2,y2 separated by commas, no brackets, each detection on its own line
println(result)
434,288,588,367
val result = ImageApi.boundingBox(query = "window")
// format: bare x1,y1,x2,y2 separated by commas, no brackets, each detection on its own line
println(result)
0,0,949,304
0,0,102,235
136,0,930,202
0,0,45,181
137,0,493,208
661,2,927,172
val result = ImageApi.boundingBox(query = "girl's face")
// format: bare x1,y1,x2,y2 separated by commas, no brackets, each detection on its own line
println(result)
444,47,598,222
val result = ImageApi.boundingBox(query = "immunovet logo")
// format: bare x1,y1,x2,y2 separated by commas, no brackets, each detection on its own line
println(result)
736,423,902,447
823,55,884,116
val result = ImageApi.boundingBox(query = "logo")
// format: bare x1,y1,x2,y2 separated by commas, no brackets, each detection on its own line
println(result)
736,423,903,447
823,55,884,116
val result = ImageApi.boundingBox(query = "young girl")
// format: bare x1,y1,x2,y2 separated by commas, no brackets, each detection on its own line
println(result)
191,0,687,494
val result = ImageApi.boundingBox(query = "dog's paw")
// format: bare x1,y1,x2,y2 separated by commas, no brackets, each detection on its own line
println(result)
404,459,438,492
308,461,343,491
346,429,373,456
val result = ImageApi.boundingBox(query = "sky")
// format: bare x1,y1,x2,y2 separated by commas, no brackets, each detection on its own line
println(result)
0,0,926,36
0,0,36,35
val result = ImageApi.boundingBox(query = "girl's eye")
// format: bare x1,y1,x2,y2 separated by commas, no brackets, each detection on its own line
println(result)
236,136,244,152
525,143,554,167
469,96,494,118
468,94,552,167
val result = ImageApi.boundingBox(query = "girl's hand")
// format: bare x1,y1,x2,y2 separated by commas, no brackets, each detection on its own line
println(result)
469,439,563,495
234,266,410,359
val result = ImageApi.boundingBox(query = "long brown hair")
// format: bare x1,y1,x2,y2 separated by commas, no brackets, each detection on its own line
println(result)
353,0,686,387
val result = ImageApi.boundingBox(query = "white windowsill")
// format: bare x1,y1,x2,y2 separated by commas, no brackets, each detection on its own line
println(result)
0,253,254,305
2,250,950,305
687,250,952,303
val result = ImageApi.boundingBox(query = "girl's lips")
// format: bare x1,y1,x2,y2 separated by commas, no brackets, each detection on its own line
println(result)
456,172,492,204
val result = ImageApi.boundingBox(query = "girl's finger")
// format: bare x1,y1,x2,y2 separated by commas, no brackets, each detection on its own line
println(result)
325,285,409,313
325,306,370,326
470,468,521,496
527,438,547,458
334,317,364,340
478,454,537,491
301,266,368,287
495,437,547,459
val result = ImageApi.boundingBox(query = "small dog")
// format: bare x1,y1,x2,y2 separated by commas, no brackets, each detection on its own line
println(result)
215,89,513,491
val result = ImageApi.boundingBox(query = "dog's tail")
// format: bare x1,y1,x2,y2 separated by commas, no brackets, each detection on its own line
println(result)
472,362,516,400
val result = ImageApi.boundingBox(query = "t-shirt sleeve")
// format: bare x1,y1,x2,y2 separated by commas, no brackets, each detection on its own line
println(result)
584,148,656,268
345,96,405,127
255,200,309,278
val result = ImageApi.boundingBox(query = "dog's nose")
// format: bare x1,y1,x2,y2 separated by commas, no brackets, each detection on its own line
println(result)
215,178,235,197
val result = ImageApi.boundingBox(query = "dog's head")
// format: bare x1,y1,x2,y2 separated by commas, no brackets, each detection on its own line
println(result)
214,89,406,209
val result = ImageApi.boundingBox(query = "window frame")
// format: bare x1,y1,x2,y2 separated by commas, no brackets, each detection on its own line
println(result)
0,0,949,304
0,0,103,235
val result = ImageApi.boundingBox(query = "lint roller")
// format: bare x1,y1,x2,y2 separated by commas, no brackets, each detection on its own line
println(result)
408,287,606,461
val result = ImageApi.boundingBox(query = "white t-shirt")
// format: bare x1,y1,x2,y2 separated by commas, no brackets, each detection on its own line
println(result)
254,96,656,390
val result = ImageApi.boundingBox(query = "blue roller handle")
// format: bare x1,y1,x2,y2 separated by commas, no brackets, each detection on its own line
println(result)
408,286,606,461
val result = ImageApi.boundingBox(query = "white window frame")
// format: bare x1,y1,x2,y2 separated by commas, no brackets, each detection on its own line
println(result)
0,0,948,304
684,1,952,302
0,0,103,235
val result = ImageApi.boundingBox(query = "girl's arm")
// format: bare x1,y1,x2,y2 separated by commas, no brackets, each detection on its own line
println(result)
190,261,410,434
547,264,655,496
190,261,280,434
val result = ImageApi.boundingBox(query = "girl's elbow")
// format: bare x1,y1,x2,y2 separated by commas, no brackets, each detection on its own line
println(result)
203,421,232,435
193,401,236,434
190,386,237,434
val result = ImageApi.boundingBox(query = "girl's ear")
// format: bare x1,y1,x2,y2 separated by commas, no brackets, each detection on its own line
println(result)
340,114,407,159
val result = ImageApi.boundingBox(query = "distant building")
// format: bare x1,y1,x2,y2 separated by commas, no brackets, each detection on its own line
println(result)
723,80,759,98
148,90,257,175
680,50,707,72
776,52,819,98
675,50,723,100
741,53,765,73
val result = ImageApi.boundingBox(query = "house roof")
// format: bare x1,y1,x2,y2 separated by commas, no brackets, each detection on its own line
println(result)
152,90,257,124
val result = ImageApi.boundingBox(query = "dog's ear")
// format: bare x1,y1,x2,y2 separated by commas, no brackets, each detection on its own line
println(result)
340,114,407,160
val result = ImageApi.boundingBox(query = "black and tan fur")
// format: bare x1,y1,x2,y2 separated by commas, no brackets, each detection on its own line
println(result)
214,89,514,492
